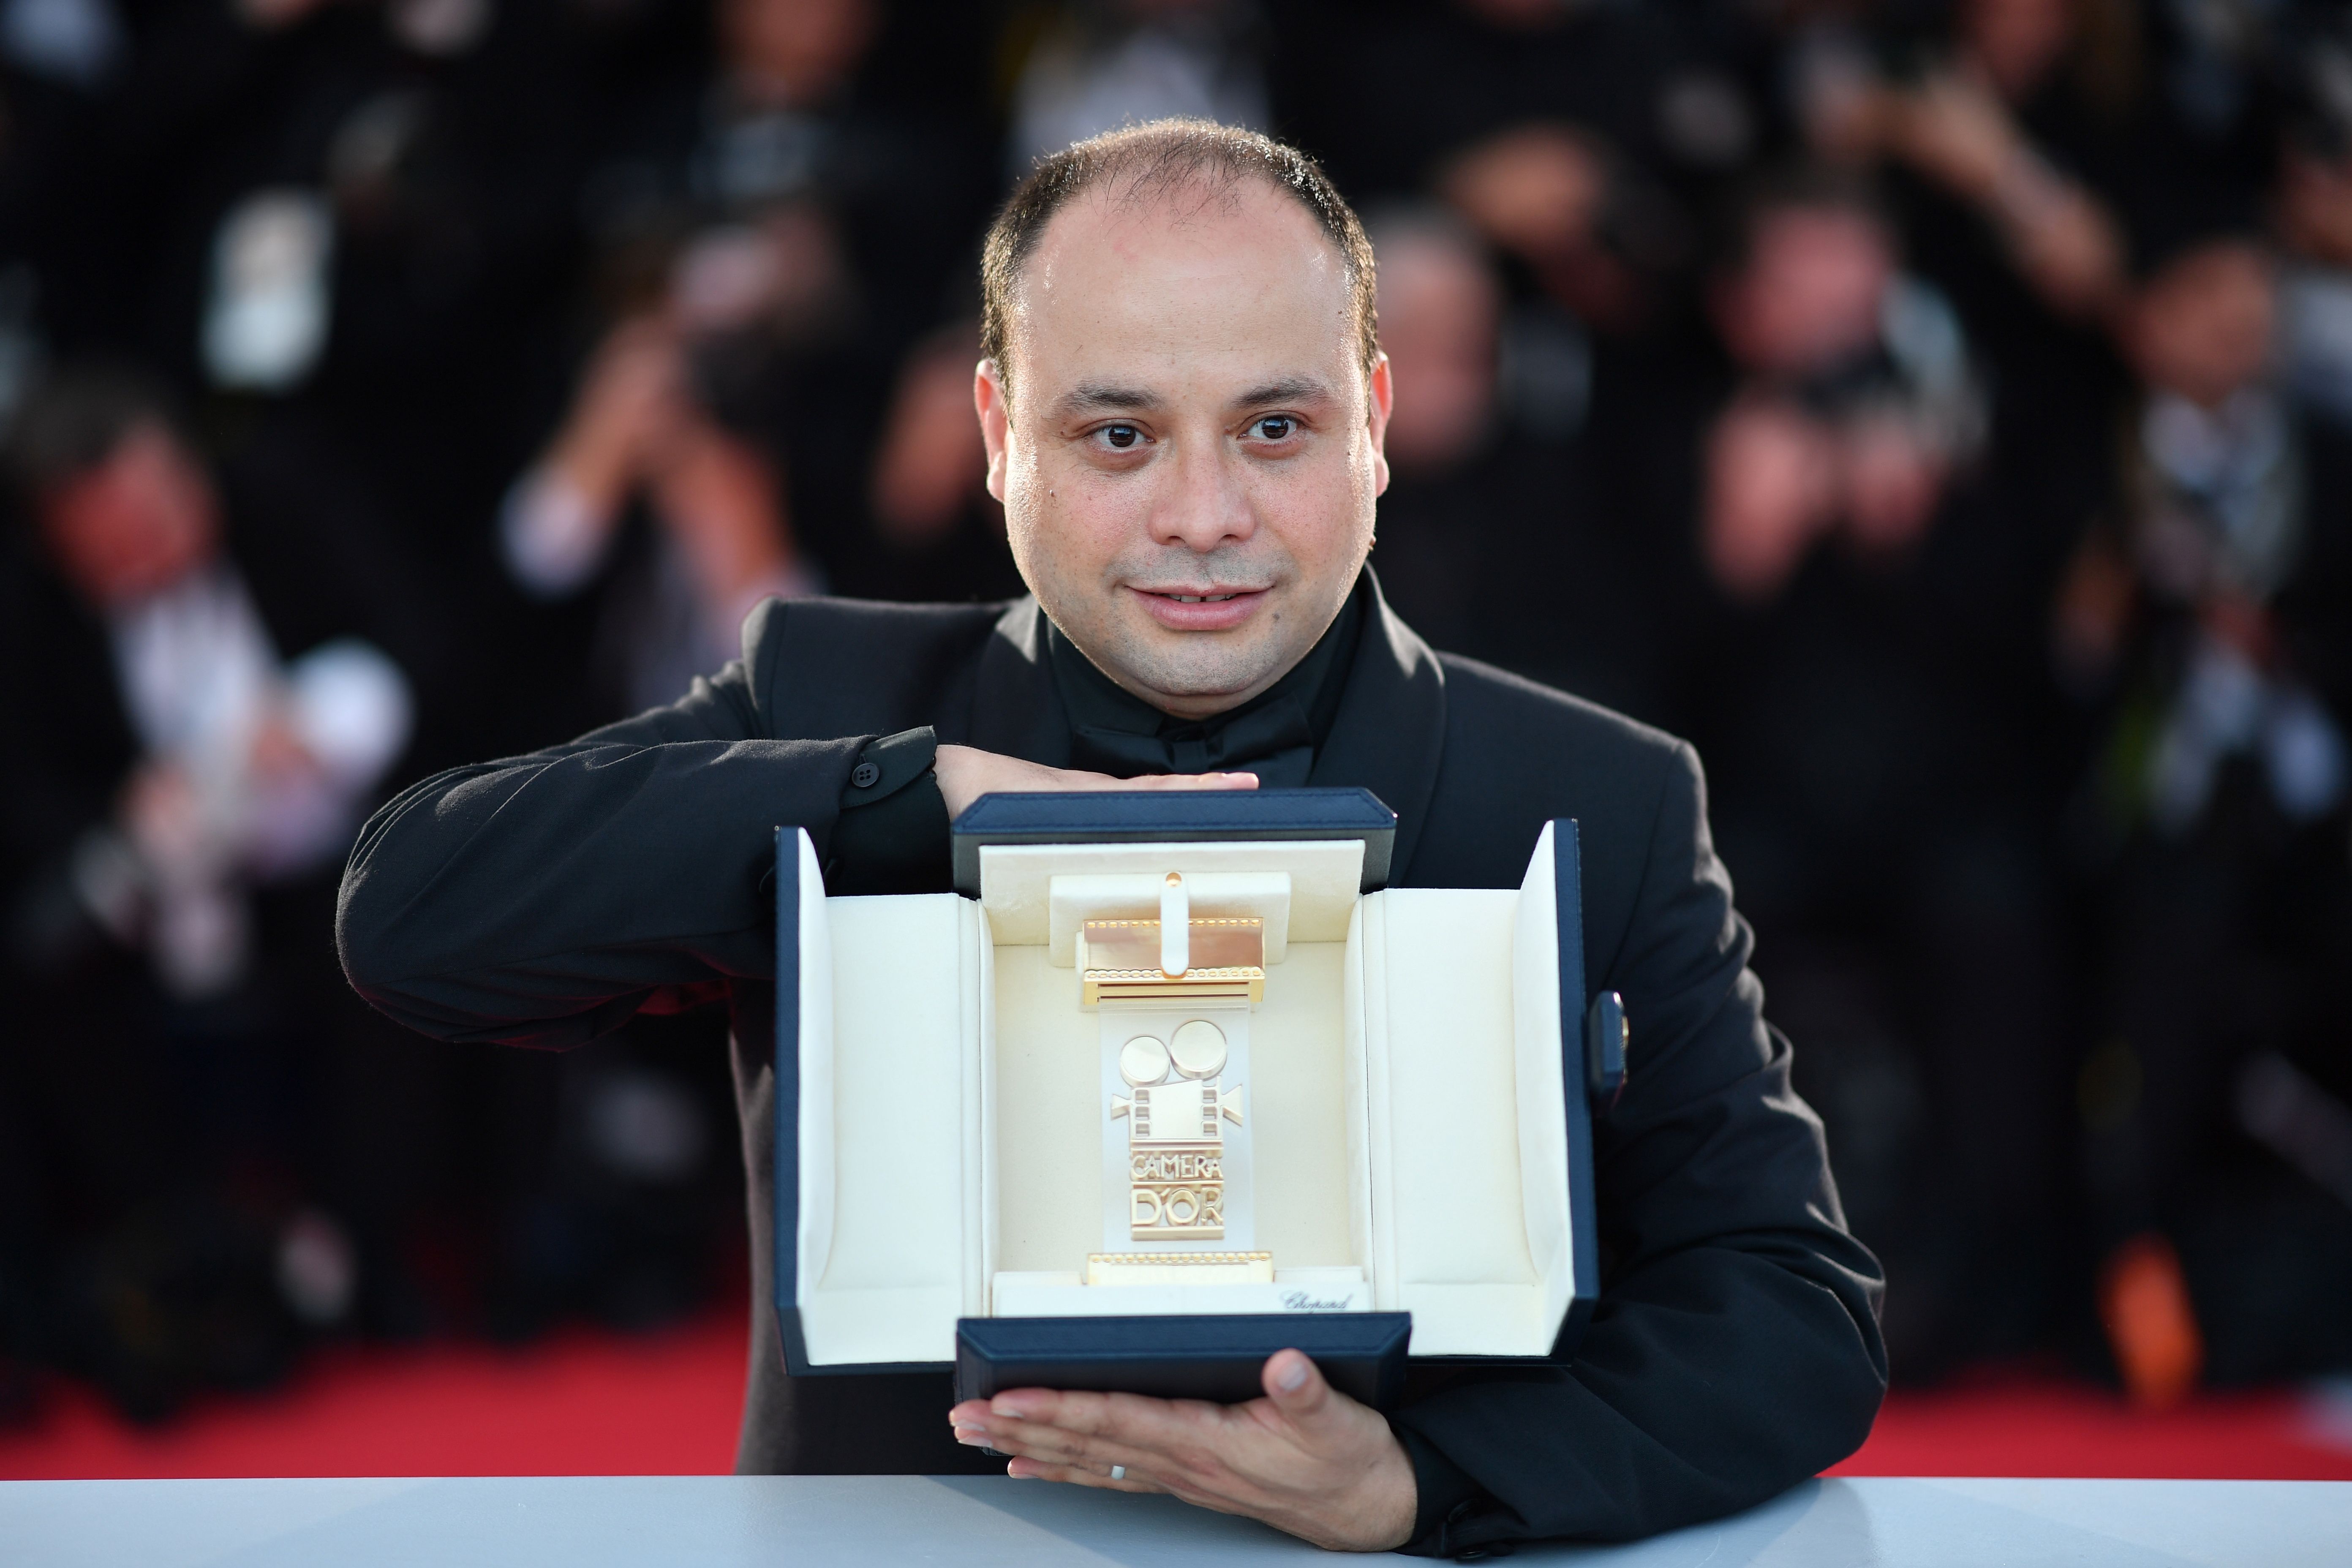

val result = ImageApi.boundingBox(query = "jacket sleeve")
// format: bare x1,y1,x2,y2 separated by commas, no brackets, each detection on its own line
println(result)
336,599,867,1049
1388,741,1887,1554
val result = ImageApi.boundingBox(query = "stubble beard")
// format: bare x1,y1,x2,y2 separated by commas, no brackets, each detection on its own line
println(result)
1091,612,1298,712
1024,546,1303,716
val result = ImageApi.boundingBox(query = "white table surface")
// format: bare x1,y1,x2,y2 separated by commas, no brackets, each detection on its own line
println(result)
4,1474,2345,1566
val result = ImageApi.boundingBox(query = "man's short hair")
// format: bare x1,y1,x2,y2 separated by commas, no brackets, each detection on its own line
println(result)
1716,163,1890,276
8,362,180,498
980,120,1379,401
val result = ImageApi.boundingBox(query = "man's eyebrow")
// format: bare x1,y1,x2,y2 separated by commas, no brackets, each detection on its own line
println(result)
1053,383,1164,416
1230,376,1337,410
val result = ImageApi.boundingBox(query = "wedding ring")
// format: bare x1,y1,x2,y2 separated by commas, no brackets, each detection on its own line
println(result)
1109,1465,1127,1481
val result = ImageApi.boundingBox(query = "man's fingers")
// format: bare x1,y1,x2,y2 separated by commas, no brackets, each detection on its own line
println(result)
985,1386,1106,1429
1125,770,1258,791
961,1388,1233,1485
1057,768,1258,793
1004,1457,1166,1493
936,742,1262,814
962,1414,1136,1470
991,1386,1219,1447
974,1401,1185,1476
1260,1349,1334,1425
977,1411,1176,1485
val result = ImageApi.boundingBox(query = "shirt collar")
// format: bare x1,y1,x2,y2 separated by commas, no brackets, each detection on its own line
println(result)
1042,574,1367,779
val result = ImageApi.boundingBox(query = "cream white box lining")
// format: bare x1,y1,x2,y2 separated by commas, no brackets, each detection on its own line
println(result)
786,826,1580,1367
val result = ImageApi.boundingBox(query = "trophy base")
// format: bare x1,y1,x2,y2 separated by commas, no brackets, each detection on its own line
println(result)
1086,1251,1274,1286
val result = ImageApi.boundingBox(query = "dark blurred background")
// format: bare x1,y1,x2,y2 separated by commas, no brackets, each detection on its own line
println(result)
2,0,2349,1439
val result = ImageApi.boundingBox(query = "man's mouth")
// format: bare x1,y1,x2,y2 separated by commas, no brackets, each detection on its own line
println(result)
1130,585,1268,629
1138,587,1262,602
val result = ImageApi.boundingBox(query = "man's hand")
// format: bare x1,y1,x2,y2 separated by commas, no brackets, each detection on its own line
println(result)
547,316,686,515
946,1349,1418,1552
934,743,1258,819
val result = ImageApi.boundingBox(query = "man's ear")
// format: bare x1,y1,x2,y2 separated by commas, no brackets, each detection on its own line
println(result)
976,359,1011,504
1365,352,1394,498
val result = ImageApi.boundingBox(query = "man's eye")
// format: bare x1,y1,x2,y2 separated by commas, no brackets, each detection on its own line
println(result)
1254,416,1296,441
1102,425,1141,449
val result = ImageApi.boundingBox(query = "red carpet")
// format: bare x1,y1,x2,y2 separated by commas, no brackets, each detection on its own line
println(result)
0,1312,749,1480
1831,1374,2352,1481
4,1307,2350,1481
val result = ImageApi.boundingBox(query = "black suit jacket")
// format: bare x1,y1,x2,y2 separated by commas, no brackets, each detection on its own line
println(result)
338,578,1886,1555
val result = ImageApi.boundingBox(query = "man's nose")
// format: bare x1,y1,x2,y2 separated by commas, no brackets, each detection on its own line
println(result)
1147,432,1256,553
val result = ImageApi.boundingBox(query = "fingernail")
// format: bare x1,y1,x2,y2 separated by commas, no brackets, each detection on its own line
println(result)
953,1427,987,1446
1275,1356,1309,1392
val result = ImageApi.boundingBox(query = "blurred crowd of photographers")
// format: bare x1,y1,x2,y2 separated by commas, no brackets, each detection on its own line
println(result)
3,0,2350,1430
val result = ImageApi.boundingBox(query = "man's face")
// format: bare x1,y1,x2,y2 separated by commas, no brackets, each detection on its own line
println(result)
977,177,1391,721
40,422,221,609
1715,207,1892,379
1375,224,1499,474
2129,240,2276,409
721,0,875,105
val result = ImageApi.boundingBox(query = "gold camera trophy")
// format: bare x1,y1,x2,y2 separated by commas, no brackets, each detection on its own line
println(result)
1088,874,1267,1285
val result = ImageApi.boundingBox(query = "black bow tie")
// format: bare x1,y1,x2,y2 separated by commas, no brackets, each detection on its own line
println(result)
1068,692,1318,787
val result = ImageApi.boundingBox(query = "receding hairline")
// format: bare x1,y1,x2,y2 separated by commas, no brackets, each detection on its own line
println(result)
1007,168,1353,340
980,120,1380,403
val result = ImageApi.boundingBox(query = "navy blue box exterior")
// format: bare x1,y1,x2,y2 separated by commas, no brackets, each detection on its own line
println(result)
1552,820,1601,1360
956,1314,1413,1410
773,825,807,1373
949,787,1398,895
772,809,1600,1382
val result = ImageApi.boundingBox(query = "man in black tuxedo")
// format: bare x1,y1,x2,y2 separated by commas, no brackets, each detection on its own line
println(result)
340,122,1884,1555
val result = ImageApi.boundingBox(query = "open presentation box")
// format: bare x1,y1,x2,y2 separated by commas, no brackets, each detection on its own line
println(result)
773,790,1614,1409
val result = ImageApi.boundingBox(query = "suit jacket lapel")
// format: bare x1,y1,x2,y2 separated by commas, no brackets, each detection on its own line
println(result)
965,598,1073,766
1310,567,1447,882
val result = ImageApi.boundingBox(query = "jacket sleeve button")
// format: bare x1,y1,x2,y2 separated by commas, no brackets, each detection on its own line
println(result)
850,760,882,789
